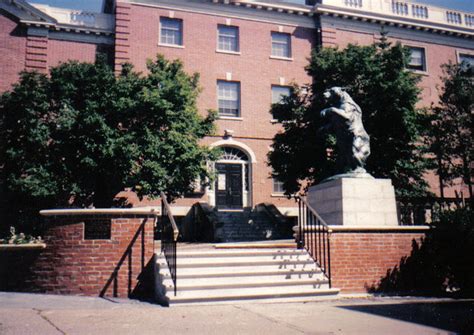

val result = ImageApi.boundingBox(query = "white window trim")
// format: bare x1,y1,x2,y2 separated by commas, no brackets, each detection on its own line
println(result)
158,43,185,49
216,50,241,56
269,55,294,61
159,17,183,47
217,116,244,121
270,85,291,122
217,80,241,118
456,50,474,65
405,45,428,74
271,32,292,59
217,24,240,53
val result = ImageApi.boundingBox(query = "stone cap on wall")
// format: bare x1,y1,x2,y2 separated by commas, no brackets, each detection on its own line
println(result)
328,225,430,232
0,243,47,251
40,208,161,217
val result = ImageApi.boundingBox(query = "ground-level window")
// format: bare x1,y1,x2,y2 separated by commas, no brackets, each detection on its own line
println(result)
217,25,239,52
271,32,291,58
407,47,426,71
160,17,183,46
272,178,285,194
217,81,240,117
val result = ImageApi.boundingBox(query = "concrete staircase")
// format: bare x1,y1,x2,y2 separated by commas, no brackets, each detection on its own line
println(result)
156,245,339,305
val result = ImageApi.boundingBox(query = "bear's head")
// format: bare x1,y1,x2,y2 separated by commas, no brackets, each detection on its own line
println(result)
323,86,346,105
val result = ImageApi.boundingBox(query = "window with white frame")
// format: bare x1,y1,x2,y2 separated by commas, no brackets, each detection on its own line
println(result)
272,85,290,104
272,178,285,194
217,81,240,117
160,17,183,46
271,85,291,119
407,47,426,71
271,32,291,58
218,25,239,52
459,53,474,70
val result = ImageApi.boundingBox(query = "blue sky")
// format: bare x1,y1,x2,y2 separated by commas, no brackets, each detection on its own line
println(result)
29,0,474,12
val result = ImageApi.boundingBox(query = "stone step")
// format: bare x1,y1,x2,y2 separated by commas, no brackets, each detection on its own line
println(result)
167,286,339,304
157,256,314,268
155,245,337,305
159,263,322,278
214,243,296,249
175,248,307,258
162,275,328,291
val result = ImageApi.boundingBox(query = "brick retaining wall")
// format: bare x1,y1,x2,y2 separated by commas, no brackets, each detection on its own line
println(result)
329,228,428,292
0,213,156,298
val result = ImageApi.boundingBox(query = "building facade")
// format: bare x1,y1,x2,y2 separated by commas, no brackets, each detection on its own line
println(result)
1,0,473,217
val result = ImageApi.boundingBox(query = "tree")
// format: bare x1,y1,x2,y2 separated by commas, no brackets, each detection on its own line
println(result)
428,62,473,199
269,36,431,197
0,55,217,214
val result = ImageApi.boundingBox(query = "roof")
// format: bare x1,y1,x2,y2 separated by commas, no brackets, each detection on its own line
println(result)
0,0,56,24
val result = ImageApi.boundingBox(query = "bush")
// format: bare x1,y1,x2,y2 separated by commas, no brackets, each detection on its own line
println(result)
374,207,474,297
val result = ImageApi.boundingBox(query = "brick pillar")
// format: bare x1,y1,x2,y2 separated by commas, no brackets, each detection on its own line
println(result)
321,27,337,47
114,2,131,74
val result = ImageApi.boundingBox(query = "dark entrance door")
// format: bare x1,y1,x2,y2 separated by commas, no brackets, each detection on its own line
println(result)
215,163,243,209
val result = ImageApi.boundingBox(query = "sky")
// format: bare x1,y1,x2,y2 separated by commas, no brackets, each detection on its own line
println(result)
29,0,474,13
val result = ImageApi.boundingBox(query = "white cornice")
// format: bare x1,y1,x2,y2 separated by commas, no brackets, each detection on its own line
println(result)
130,0,315,28
316,3,474,39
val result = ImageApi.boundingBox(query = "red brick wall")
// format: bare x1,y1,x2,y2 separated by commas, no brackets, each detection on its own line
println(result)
118,2,315,209
329,230,426,292
25,35,48,73
0,12,26,92
0,215,156,298
47,39,98,69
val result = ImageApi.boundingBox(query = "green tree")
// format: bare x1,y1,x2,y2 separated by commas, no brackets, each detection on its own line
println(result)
0,55,217,215
428,62,473,199
269,37,431,197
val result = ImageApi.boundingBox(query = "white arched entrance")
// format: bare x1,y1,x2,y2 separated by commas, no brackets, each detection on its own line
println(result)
208,141,256,209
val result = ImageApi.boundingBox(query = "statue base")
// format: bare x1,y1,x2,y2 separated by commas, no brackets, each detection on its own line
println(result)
307,177,398,226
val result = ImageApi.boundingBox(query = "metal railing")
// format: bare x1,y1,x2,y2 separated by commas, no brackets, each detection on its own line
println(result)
295,196,332,288
397,196,468,226
160,192,179,296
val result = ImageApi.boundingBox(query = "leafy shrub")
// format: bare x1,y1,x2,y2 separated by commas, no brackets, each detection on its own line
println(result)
0,226,43,245
373,207,473,297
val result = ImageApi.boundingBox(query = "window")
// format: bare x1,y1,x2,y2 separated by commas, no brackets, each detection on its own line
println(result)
271,86,291,119
459,53,474,71
407,47,426,71
160,17,183,46
217,81,240,117
271,32,291,58
272,86,291,104
218,25,239,52
272,178,285,194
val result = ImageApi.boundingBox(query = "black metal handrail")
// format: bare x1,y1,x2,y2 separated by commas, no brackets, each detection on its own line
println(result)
160,192,179,296
295,196,332,288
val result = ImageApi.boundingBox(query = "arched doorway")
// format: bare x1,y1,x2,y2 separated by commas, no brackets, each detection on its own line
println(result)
209,146,251,209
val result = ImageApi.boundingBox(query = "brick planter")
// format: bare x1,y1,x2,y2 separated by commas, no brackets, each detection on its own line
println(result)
328,226,430,293
1,209,157,299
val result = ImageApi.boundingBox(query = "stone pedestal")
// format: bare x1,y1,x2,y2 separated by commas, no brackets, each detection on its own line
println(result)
307,178,398,226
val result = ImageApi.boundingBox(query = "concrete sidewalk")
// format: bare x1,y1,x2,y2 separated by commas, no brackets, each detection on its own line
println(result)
0,292,473,334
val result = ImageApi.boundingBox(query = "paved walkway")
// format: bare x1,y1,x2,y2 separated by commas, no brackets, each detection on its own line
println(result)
0,292,473,334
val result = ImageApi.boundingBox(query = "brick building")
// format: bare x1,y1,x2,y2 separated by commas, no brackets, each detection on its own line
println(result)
1,0,473,219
